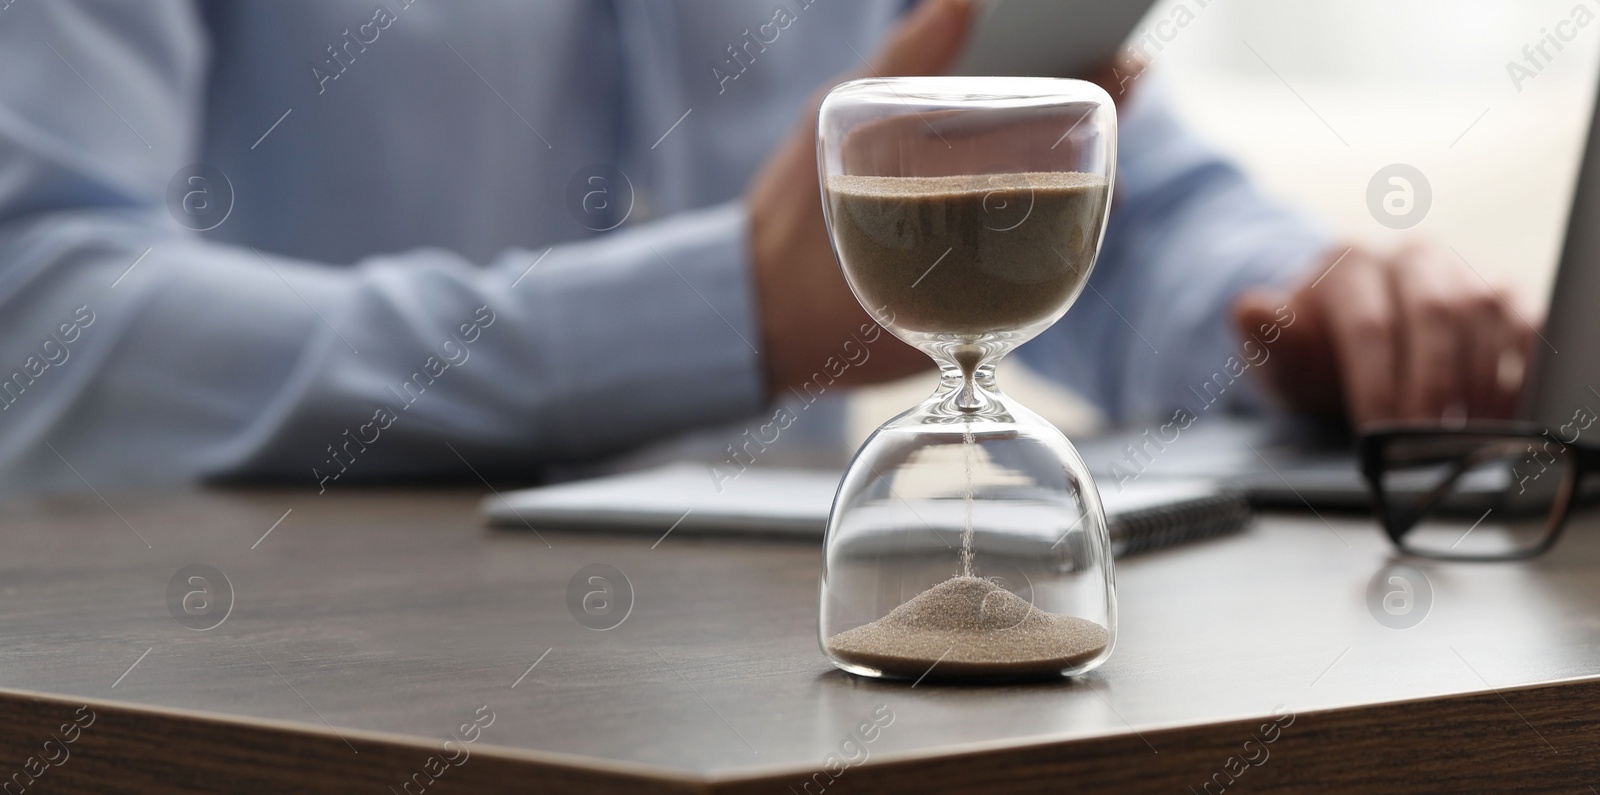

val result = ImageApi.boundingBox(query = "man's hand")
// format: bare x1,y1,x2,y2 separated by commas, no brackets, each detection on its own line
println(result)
747,0,973,399
1232,243,1539,428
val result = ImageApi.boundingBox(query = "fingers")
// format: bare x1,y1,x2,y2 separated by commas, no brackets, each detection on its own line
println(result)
1230,285,1347,417
1493,288,1540,418
1467,286,1530,420
1395,244,1544,422
873,0,974,76
1229,288,1284,338
1467,308,1506,419
1502,319,1537,416
1388,244,1471,423
1309,248,1400,428
1265,242,1540,429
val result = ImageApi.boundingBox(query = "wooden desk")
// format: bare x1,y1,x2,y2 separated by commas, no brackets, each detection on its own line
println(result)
1,487,1598,793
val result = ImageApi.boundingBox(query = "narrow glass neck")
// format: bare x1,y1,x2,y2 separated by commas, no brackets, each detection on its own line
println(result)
912,337,1018,419
936,361,1000,415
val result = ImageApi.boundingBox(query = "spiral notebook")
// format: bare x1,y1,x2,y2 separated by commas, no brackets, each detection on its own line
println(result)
482,465,1250,558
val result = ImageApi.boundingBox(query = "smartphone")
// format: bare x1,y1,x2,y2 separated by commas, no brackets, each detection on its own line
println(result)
951,0,1162,78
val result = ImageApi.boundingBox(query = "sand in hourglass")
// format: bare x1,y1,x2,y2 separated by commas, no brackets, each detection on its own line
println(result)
826,172,1107,335
826,577,1109,678
823,172,1110,676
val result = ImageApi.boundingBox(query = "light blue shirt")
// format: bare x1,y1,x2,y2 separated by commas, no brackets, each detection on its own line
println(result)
0,0,1327,492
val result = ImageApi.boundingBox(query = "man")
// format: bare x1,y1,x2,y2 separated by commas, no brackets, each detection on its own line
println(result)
0,0,1530,491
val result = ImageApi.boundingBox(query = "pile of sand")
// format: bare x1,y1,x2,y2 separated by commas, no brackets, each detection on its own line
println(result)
825,576,1109,679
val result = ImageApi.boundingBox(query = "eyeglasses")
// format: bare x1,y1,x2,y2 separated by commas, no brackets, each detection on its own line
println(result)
1358,423,1600,561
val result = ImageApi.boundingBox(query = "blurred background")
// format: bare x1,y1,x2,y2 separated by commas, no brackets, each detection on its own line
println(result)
850,0,1600,443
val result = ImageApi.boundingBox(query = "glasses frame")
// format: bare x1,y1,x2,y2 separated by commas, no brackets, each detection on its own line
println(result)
1358,422,1600,561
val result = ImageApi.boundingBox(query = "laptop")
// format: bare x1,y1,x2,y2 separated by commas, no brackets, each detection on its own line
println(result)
1089,70,1600,509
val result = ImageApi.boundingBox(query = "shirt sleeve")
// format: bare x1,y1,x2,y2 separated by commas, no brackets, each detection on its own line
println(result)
0,1,765,491
1016,77,1333,426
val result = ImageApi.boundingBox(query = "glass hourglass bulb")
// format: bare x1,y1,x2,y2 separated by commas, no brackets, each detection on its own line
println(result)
816,77,1118,681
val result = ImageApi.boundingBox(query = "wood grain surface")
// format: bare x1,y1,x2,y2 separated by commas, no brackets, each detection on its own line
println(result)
0,486,1597,792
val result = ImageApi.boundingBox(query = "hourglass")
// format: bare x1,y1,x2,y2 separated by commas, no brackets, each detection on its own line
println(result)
817,77,1117,681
